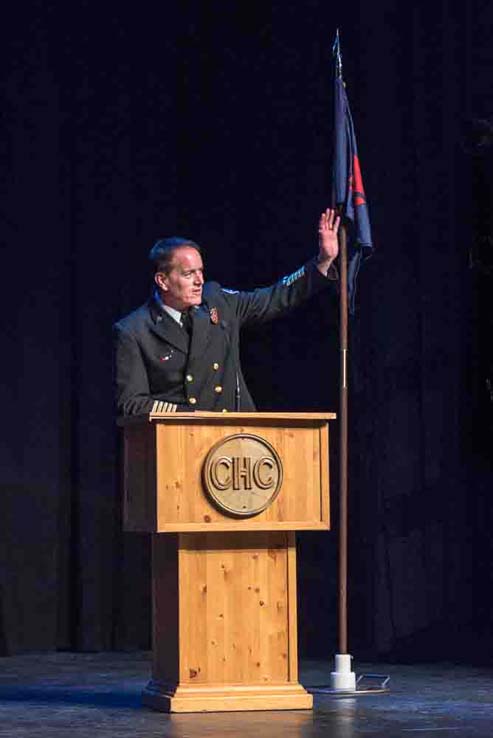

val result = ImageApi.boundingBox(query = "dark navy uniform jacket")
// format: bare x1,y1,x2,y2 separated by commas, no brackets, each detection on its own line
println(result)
114,259,337,416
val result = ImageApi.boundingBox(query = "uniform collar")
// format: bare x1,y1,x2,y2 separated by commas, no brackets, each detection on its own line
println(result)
148,291,189,353
148,290,213,358
153,289,182,324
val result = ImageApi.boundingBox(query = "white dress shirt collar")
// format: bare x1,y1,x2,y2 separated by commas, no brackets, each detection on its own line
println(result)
154,289,182,325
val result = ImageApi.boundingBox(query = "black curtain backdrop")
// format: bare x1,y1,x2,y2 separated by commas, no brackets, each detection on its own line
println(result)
1,0,492,660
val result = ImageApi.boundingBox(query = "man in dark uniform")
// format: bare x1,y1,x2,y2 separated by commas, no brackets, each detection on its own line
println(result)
114,208,340,416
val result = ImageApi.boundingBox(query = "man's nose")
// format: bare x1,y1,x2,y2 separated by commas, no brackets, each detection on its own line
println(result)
195,272,204,285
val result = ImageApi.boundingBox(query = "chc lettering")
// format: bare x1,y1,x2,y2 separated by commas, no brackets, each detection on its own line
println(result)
210,456,275,491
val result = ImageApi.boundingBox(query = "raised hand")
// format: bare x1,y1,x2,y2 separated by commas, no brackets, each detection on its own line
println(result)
317,208,340,271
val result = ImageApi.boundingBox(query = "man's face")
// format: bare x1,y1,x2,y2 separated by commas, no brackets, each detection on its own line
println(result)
155,246,205,311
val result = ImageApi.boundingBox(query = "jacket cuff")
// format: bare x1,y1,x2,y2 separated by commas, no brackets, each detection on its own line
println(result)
308,258,339,282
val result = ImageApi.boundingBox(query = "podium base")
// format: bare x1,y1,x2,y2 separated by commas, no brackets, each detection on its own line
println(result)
143,680,313,713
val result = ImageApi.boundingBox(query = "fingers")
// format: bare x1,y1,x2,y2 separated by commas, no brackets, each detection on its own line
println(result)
319,208,340,233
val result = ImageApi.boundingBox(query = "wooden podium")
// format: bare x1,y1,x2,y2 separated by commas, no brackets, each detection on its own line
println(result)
121,410,335,713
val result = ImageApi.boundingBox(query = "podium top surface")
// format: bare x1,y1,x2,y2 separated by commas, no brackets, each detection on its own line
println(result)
118,410,336,426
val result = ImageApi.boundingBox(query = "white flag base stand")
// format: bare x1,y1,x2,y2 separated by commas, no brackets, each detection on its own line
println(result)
330,653,356,691
307,655,389,697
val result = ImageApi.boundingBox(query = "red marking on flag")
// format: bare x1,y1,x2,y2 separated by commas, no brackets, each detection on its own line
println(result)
351,155,366,206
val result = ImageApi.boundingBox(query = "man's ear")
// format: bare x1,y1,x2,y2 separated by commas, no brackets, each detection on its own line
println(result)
154,272,168,291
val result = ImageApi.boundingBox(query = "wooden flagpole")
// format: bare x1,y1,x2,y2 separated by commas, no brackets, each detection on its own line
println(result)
338,221,349,655
328,220,387,695
329,31,376,691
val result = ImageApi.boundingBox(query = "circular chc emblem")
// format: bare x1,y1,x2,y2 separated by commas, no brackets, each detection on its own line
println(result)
202,434,283,517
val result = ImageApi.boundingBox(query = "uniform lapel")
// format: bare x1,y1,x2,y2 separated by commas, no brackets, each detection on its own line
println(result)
148,298,189,353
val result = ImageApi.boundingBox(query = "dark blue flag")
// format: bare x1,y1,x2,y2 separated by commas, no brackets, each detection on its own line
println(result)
332,31,373,311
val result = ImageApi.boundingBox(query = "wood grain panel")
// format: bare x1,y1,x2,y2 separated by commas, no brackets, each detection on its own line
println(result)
152,420,331,532
178,532,293,685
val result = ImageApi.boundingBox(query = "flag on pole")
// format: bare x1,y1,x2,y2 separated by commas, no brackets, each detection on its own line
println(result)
332,30,373,311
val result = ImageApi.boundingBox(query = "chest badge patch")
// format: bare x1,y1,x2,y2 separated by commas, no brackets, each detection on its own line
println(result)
160,349,174,362
209,307,219,325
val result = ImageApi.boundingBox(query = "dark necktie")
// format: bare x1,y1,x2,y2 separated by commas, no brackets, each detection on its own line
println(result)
181,310,192,337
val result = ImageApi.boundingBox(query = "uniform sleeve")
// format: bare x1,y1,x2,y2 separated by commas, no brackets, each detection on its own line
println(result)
113,324,155,416
222,259,338,328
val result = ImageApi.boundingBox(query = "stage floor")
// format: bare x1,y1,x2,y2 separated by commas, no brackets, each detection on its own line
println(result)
1,652,492,737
